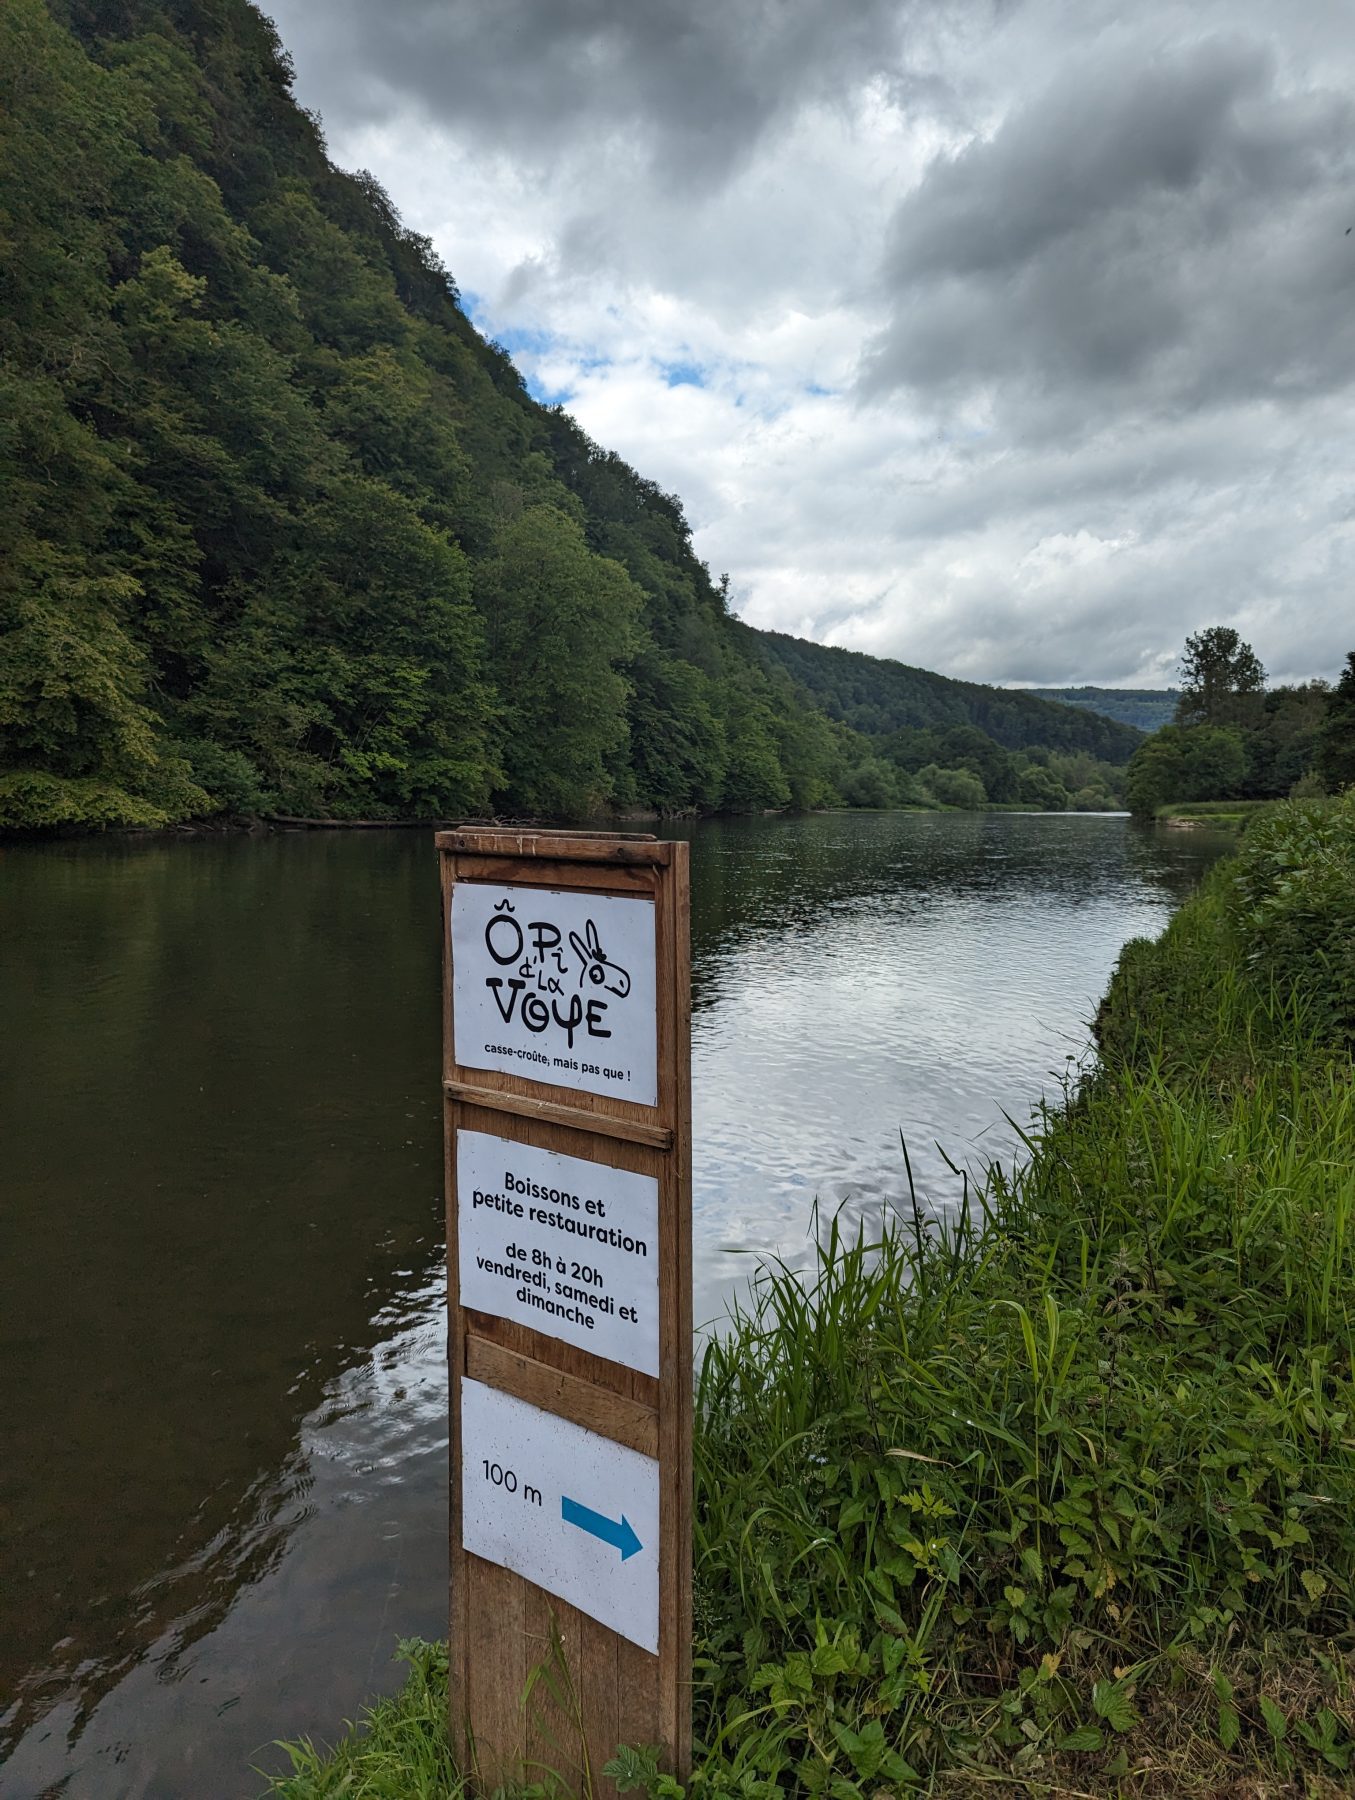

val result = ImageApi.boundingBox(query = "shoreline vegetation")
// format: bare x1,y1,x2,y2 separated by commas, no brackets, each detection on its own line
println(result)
0,800,1141,845
263,793,1355,1796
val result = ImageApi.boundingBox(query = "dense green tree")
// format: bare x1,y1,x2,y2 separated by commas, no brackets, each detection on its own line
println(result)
1126,725,1247,818
919,765,987,809
1316,653,1355,793
1242,684,1330,798
839,758,899,808
938,726,1019,802
1017,766,1069,810
1175,627,1267,729
626,650,726,813
721,700,792,812
474,506,639,817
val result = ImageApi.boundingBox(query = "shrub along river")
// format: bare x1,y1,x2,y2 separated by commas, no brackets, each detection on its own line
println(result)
0,812,1234,1797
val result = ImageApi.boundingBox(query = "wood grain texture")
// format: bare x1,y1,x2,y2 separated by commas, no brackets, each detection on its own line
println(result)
436,829,669,863
465,1338,659,1457
449,854,655,892
443,834,692,1792
444,1079,674,1150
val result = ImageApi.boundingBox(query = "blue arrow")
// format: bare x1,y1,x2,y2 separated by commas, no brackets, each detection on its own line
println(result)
561,1495,643,1560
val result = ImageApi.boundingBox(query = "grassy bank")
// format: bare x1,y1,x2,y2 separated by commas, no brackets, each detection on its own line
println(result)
265,796,1355,1798
1153,799,1276,829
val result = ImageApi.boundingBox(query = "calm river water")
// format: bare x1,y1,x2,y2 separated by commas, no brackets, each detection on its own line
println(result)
0,813,1231,1797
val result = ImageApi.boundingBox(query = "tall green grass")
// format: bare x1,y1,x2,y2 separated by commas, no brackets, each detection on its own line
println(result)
266,796,1355,1796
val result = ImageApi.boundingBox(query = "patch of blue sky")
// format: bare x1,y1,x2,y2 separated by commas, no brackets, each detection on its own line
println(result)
487,323,561,360
657,359,707,389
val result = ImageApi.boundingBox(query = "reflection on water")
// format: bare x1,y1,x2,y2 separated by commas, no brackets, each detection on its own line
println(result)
0,815,1232,1796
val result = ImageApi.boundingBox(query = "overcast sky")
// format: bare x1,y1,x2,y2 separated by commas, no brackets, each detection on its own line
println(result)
264,0,1355,687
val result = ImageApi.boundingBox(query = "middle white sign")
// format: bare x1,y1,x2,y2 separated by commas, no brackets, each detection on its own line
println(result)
458,1129,660,1377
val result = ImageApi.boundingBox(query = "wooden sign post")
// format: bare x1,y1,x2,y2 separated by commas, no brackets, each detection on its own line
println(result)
438,828,692,1791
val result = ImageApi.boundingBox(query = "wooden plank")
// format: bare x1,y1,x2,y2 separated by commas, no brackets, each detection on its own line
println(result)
465,1553,526,1787
657,841,693,1771
451,855,656,893
465,1336,659,1458
580,1614,621,1793
616,1635,661,1771
465,1308,662,1413
444,825,658,842
444,1079,673,1150
522,1589,585,1793
442,855,471,1772
437,830,672,865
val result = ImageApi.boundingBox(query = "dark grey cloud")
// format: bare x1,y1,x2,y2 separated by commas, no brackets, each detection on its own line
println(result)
270,0,928,186
864,36,1355,416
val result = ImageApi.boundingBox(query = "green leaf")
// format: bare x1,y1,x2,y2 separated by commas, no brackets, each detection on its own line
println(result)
1259,1694,1287,1743
1056,1726,1103,1752
1092,1678,1139,1734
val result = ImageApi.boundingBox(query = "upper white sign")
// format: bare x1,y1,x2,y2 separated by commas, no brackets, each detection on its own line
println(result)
452,883,658,1105
461,1377,660,1654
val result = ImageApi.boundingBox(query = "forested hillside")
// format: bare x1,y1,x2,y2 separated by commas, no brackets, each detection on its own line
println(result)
1024,687,1178,733
1,0,1142,830
754,633,1143,760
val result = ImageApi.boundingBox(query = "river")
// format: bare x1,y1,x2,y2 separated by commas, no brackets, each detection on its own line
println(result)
0,812,1231,1797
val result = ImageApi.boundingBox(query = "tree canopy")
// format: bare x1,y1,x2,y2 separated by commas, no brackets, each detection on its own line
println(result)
1175,627,1267,729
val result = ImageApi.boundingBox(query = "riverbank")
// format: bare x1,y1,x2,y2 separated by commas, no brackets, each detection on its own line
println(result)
264,796,1354,1797
1154,798,1276,830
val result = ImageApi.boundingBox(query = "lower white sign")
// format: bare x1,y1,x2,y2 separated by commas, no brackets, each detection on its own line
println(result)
461,1378,660,1654
458,1129,660,1377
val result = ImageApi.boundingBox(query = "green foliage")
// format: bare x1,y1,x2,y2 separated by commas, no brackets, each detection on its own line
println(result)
1228,793,1355,1045
262,1638,461,1798
627,651,727,814
474,503,639,817
1126,723,1248,818
836,757,900,809
721,700,793,812
1176,626,1267,728
688,827,1355,1789
1017,764,1070,809
1316,651,1355,793
1244,682,1330,797
916,762,986,808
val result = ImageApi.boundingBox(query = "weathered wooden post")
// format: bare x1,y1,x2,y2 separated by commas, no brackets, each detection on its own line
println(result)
439,828,692,1791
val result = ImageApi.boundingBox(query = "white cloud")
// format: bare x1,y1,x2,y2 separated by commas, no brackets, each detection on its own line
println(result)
266,0,1355,686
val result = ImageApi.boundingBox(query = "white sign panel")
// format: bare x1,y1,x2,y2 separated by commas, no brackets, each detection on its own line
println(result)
459,1130,660,1377
452,883,657,1105
460,1378,659,1654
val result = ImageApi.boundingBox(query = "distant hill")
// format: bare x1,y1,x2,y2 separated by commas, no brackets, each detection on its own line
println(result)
751,632,1146,762
1023,688,1179,734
